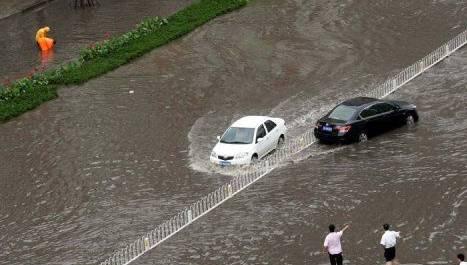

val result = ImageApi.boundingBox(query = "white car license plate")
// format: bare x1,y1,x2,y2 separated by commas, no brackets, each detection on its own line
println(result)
220,161,231,166
322,126,332,132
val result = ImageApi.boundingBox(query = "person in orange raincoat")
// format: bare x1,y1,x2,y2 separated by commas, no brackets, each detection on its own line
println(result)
35,26,56,51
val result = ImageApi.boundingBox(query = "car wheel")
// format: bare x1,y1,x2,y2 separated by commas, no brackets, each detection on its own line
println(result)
358,132,368,143
250,155,258,164
406,114,415,126
277,136,285,149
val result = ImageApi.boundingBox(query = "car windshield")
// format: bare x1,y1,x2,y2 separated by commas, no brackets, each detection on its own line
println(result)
220,127,255,144
328,105,358,121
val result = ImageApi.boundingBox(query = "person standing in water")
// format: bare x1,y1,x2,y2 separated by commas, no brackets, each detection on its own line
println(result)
380,223,401,265
323,223,350,265
35,26,56,51
36,27,50,43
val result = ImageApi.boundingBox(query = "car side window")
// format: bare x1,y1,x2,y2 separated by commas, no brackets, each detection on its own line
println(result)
380,103,395,112
256,125,267,143
360,108,377,118
264,120,277,132
371,103,394,115
369,104,383,115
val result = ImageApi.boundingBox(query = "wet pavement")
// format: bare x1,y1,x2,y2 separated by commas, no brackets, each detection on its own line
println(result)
0,0,466,264
0,0,46,20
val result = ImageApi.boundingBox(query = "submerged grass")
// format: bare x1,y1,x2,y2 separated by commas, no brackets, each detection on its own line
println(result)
0,0,248,122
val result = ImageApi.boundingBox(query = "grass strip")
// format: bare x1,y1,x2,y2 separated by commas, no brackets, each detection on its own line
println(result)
0,0,248,122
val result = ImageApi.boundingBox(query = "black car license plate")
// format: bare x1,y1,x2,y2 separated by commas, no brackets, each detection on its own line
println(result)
322,126,332,132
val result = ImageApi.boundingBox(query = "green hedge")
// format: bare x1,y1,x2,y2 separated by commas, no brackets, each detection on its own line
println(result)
0,0,248,121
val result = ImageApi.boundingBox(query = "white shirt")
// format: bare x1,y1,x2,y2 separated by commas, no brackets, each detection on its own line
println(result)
324,231,343,255
459,262,467,265
380,230,400,248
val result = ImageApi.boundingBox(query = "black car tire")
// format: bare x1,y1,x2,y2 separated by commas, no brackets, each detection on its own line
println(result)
406,113,416,126
277,135,285,149
358,131,368,143
251,154,258,164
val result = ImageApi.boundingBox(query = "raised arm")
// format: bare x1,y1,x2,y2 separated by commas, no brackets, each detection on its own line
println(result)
341,224,350,233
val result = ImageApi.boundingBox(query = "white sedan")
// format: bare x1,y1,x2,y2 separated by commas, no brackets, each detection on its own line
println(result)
210,116,287,166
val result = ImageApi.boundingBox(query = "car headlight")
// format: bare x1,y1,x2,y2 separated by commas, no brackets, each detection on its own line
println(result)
235,152,249,159
211,151,217,158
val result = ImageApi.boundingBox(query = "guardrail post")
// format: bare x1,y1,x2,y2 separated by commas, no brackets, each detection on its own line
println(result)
188,209,193,222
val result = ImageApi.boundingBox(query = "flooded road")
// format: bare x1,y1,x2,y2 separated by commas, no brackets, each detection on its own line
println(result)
133,47,467,265
0,0,466,264
0,0,193,81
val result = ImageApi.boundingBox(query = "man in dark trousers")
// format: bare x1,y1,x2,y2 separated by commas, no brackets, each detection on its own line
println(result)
323,223,350,265
380,223,401,265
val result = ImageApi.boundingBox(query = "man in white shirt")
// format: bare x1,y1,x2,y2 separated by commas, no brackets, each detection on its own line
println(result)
458,253,467,265
323,223,350,265
380,223,401,265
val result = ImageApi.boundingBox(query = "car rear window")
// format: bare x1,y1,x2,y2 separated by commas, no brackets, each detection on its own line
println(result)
328,105,357,121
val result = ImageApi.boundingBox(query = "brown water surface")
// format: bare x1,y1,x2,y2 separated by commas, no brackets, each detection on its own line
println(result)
0,0,466,264
133,48,467,265
0,0,192,81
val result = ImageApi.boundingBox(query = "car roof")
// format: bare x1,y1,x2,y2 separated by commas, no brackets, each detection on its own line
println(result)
231,116,270,128
341,97,379,108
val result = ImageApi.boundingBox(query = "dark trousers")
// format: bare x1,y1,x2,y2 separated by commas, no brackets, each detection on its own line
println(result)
384,247,396,262
329,253,343,265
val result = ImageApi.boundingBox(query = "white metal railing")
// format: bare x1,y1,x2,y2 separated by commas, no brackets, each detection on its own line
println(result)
97,29,467,265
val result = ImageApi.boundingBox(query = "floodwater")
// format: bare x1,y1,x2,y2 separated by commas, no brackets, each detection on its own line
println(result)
134,48,467,265
0,0,466,264
0,0,193,82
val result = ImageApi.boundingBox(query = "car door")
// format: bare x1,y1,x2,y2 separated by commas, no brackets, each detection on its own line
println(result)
255,124,269,158
384,102,405,126
264,120,278,152
373,103,399,131
382,103,400,128
359,107,379,136
361,103,392,135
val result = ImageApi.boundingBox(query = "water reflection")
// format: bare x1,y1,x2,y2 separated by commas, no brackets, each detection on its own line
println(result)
40,49,54,65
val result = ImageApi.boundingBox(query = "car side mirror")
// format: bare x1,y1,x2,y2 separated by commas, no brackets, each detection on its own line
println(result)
257,137,264,143
216,136,220,141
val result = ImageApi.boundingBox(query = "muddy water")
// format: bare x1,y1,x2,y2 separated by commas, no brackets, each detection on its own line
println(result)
0,0,193,81
0,0,466,264
0,0,44,20
134,48,467,265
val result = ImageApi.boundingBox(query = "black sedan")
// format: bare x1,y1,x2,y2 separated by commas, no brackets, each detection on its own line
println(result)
314,97,418,143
